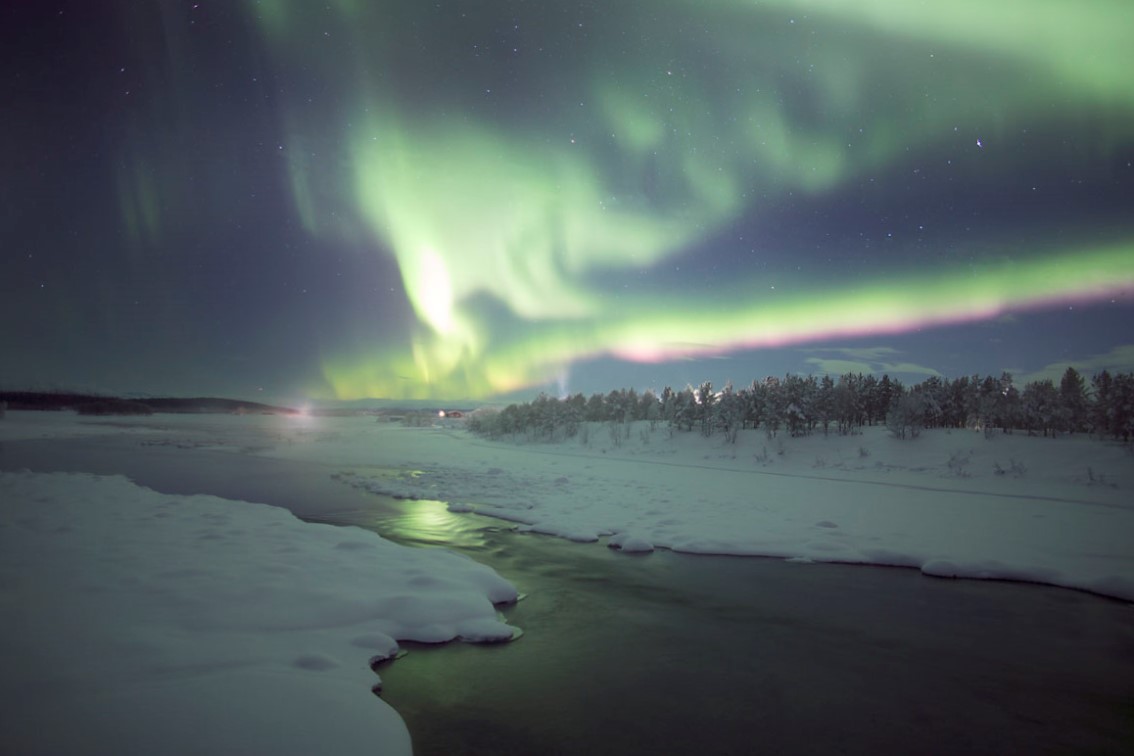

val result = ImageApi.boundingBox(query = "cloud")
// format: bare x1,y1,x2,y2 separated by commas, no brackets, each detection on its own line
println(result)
884,362,946,377
802,346,900,360
803,348,943,378
1014,344,1134,385
804,358,875,375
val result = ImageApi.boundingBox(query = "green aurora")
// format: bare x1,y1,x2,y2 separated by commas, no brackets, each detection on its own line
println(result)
104,1,1134,399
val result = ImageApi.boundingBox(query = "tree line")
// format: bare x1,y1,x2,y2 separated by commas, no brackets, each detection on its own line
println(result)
466,368,1134,443
0,391,295,416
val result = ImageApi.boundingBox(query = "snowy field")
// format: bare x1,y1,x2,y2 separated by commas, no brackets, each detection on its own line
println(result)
3,409,1133,753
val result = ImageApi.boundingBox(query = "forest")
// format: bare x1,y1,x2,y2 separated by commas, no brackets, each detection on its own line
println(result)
467,368,1134,444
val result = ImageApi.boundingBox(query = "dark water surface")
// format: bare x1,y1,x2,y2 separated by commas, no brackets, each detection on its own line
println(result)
4,435,1133,755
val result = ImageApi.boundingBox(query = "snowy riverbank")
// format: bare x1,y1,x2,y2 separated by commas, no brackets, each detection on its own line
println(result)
271,414,1134,602
6,410,1133,603
394,426,1134,601
0,462,517,755
3,409,1133,753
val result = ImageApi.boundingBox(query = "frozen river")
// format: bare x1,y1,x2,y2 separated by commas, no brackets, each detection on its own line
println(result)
3,434,1133,754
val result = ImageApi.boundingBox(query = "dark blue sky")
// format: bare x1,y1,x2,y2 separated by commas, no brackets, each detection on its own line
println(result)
2,1,1133,405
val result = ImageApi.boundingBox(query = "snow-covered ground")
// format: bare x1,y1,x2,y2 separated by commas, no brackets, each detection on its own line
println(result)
0,415,519,756
219,411,1132,602
3,409,1133,752
374,424,1134,600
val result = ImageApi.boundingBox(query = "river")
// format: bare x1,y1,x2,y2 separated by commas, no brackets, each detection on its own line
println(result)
3,434,1132,755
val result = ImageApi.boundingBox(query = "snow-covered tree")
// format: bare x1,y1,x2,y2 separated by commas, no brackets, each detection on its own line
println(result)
717,382,744,443
886,389,924,439
584,392,607,422
744,380,766,431
867,374,895,426
1091,370,1113,437
660,386,677,424
1109,372,1134,442
941,376,969,429
605,389,629,424
832,374,862,435
638,389,659,424
1021,379,1059,437
1058,367,1089,434
912,376,945,429
815,374,835,436
697,381,716,436
763,376,785,437
563,393,585,436
999,372,1022,433
670,386,697,432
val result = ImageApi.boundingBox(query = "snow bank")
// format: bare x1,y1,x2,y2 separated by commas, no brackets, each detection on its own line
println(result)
309,419,1134,602
0,470,518,756
606,531,655,553
4,407,1132,604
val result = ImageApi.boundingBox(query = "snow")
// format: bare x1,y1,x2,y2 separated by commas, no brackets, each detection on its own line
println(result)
607,531,656,553
0,466,518,756
3,409,1133,752
255,414,1134,602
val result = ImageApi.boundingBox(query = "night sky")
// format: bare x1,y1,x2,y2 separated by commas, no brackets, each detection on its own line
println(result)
4,1,1133,405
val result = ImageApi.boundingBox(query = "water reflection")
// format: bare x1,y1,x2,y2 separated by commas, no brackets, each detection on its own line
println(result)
374,532,1134,756
396,501,467,545
330,493,1134,755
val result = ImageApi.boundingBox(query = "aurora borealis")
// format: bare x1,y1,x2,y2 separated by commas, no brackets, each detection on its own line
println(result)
3,2,1133,402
